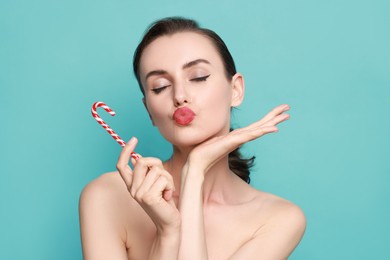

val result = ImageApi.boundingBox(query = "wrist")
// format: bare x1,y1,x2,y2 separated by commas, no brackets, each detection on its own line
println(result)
156,217,181,235
156,224,181,242
150,225,180,260
180,163,205,198
183,160,206,178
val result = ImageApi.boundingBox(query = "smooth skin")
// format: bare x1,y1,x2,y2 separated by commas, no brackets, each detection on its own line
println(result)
79,32,306,259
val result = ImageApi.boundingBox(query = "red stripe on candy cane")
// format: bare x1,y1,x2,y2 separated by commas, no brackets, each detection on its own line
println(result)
91,101,139,159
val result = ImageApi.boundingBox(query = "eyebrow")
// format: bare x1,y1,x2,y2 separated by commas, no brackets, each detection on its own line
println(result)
144,70,167,82
182,58,210,70
144,58,211,82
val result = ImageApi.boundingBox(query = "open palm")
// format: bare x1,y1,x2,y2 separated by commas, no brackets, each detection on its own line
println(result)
188,104,291,174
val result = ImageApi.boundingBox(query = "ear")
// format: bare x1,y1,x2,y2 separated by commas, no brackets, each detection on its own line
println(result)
142,97,155,126
230,73,245,107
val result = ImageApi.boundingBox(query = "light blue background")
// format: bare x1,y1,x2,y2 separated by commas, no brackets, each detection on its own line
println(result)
1,0,389,259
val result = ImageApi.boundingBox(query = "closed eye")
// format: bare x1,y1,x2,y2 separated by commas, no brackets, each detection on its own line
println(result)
151,86,169,94
190,74,211,82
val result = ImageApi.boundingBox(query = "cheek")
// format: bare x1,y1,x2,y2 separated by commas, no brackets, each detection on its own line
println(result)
208,78,232,107
147,101,167,124
199,82,232,124
144,96,162,121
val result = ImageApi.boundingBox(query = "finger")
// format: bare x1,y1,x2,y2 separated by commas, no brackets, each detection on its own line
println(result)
116,137,138,187
149,175,175,202
249,104,290,129
138,175,173,206
131,157,164,196
244,125,279,142
262,113,290,127
117,137,138,171
136,167,175,201
130,153,142,168
225,107,287,150
163,189,173,201
229,125,278,146
134,167,160,198
133,157,164,169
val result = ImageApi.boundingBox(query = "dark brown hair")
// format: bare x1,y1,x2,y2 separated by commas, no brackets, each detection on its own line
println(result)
132,17,255,183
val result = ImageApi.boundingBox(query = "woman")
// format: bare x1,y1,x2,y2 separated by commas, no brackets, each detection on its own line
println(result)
79,17,306,259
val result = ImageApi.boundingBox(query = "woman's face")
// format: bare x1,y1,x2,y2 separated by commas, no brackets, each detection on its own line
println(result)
139,32,243,148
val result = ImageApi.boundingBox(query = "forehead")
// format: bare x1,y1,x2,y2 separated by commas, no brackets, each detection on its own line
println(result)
139,32,224,76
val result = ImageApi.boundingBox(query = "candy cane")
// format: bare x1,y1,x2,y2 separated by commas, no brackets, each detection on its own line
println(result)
91,101,139,159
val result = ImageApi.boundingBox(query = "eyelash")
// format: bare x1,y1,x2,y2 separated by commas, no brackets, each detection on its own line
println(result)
151,75,211,94
151,86,168,94
190,74,211,82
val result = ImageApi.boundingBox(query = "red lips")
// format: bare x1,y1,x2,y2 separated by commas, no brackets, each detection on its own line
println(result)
173,107,196,126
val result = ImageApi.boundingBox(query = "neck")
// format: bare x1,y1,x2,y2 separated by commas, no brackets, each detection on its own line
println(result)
165,145,192,173
164,147,241,205
202,157,248,205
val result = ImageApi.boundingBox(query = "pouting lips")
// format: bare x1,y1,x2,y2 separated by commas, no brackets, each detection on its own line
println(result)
173,107,196,126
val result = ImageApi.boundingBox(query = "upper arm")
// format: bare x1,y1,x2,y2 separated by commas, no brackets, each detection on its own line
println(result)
229,203,306,260
79,177,128,260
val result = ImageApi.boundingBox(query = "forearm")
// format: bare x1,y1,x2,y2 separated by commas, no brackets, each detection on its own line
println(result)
178,163,208,260
148,228,180,260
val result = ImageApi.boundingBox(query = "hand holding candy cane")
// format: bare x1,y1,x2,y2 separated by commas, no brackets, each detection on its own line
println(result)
96,104,178,229
91,101,139,159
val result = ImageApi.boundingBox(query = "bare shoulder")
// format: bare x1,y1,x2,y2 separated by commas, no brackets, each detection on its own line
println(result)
79,171,144,225
255,190,306,232
79,171,131,213
225,189,306,259
252,190,306,255
80,171,127,200
79,172,155,259
261,191,305,219
79,172,134,259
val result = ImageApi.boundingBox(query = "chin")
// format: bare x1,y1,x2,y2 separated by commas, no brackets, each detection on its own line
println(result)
159,123,230,148
164,132,208,148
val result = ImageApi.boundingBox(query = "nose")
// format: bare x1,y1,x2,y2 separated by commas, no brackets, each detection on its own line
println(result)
173,83,191,107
